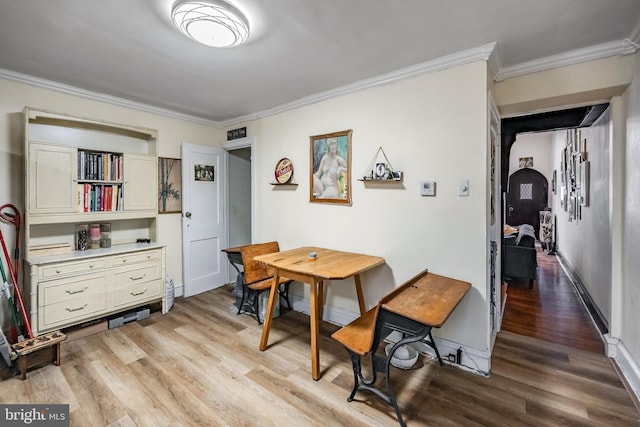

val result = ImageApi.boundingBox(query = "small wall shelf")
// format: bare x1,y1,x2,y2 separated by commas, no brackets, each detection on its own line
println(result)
359,147,403,182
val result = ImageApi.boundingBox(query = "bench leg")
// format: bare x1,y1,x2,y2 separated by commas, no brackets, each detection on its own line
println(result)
278,283,291,310
347,352,361,401
423,331,443,366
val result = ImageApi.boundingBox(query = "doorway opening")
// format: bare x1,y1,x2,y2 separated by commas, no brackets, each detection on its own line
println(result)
500,102,610,352
224,137,255,284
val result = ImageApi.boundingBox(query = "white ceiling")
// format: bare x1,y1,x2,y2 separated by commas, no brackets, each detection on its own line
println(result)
0,0,639,125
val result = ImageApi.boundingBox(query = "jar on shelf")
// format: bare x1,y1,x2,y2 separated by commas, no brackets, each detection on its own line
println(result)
89,223,101,249
76,224,89,251
100,223,111,248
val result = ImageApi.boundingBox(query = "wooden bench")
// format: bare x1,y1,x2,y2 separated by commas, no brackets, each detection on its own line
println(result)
12,330,66,380
331,269,471,427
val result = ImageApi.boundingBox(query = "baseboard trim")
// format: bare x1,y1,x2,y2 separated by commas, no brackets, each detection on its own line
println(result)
289,294,490,376
174,283,184,298
555,253,640,405
606,334,640,409
554,250,609,334
289,294,359,327
386,331,490,376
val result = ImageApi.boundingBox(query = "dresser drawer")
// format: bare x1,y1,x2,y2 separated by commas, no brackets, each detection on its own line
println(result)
40,293,108,329
112,249,162,267
113,278,162,307
39,273,106,306
40,258,106,280
114,262,162,285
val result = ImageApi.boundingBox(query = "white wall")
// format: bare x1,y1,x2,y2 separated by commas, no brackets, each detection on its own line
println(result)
495,55,635,117
508,132,554,184
0,77,223,295
236,61,491,353
621,52,640,394
550,114,612,324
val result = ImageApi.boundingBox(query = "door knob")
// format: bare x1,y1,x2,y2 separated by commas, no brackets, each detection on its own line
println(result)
185,212,192,218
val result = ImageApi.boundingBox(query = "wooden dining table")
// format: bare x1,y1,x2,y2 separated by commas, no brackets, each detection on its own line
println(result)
253,246,385,380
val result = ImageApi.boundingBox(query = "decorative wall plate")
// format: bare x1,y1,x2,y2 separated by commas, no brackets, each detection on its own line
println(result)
274,157,294,184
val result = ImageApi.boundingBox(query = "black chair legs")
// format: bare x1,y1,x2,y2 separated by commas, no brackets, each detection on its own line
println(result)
278,282,291,310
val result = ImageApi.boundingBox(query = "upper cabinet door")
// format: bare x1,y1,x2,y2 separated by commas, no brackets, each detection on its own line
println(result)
123,153,157,212
28,143,77,215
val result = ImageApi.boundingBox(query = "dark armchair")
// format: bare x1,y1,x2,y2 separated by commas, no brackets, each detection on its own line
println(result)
503,224,537,288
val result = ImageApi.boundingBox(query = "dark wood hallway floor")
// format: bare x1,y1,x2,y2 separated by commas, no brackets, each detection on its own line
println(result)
501,246,605,353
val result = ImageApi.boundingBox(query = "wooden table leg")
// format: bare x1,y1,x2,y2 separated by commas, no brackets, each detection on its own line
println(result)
354,274,366,314
259,270,280,351
317,280,324,321
310,277,321,380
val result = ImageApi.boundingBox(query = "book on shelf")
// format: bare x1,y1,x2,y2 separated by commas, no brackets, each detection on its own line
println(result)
78,150,123,182
84,183,89,212
77,184,83,213
111,185,118,211
77,182,123,212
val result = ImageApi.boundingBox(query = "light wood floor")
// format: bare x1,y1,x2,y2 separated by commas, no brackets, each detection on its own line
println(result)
1,279,638,426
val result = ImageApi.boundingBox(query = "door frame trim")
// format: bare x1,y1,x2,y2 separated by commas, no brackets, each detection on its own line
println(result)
223,136,256,248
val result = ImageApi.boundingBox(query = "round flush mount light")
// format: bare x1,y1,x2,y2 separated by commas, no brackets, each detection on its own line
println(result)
171,0,250,48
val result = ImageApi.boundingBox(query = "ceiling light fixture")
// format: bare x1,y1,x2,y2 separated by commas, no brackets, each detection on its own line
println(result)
171,0,249,48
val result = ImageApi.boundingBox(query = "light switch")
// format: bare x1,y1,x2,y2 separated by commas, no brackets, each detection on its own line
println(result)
459,179,469,196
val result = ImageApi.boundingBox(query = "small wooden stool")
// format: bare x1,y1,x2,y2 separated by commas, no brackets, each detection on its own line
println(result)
12,331,66,380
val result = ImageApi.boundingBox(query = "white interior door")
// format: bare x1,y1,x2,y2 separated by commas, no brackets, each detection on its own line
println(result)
182,143,227,297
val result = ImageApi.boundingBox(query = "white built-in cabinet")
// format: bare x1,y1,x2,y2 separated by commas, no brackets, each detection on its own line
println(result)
23,107,166,336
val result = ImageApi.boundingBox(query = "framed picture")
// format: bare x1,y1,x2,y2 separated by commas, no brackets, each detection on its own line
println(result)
194,164,215,181
310,129,352,205
579,160,589,206
158,157,182,214
518,157,533,168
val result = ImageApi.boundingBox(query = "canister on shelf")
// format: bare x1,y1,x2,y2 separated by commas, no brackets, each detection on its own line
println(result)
100,223,111,248
77,224,89,251
89,224,101,249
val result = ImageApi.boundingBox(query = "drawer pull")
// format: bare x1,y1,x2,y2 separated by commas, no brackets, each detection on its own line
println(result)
66,303,88,312
130,288,148,296
122,259,127,263
130,273,147,281
65,285,88,295
56,269,61,274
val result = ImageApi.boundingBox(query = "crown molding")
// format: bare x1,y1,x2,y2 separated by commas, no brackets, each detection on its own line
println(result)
624,16,640,55
495,40,631,81
221,42,498,127
487,43,503,81
628,16,640,44
0,67,222,128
